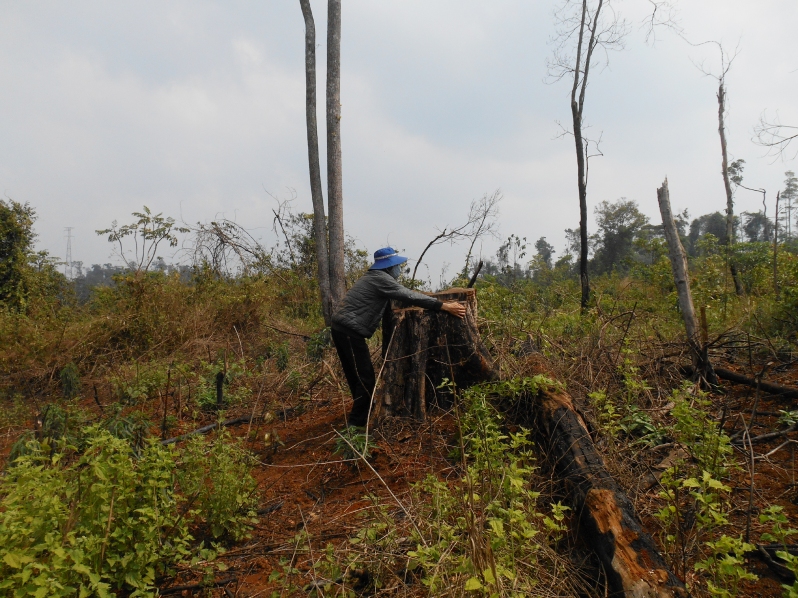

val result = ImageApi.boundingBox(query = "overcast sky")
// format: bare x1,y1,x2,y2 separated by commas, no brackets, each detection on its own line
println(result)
1,1,796,284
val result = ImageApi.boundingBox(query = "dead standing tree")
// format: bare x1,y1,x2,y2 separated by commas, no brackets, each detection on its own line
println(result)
692,41,744,295
299,0,333,325
548,0,629,310
657,178,717,385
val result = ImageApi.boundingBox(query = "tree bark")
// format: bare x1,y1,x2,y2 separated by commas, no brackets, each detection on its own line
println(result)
511,385,687,597
326,0,346,306
717,83,744,296
300,0,333,325
657,178,717,385
774,190,780,293
573,107,590,310
568,0,603,311
372,288,496,422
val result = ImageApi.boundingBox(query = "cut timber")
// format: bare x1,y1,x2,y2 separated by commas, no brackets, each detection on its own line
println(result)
514,385,687,597
372,288,496,422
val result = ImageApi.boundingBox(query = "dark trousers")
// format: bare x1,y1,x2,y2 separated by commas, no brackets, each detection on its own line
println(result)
331,329,376,426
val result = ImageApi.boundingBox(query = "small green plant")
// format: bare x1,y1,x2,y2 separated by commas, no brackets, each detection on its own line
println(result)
760,505,798,597
59,362,81,399
669,383,732,478
195,359,249,410
307,328,331,362
103,409,152,456
694,534,757,597
179,429,260,541
275,342,290,372
333,427,376,460
110,362,169,405
0,428,192,596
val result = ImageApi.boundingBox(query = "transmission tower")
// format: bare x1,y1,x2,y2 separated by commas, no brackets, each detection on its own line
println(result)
64,227,74,279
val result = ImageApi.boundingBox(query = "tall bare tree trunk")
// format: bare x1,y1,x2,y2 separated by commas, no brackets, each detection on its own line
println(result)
774,190,780,294
300,0,333,325
572,107,590,310
568,0,603,311
657,179,717,385
326,0,346,306
717,83,744,296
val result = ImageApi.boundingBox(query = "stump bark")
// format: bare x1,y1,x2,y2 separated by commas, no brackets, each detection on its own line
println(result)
520,386,687,597
372,288,496,421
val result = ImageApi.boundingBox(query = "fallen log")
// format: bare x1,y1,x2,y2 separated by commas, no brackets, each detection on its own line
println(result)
373,288,496,421
714,366,798,400
513,385,687,597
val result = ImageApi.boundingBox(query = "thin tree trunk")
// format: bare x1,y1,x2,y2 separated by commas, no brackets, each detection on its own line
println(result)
569,0,598,312
326,0,346,306
774,191,780,293
573,109,590,310
300,0,333,325
657,179,717,385
717,83,744,296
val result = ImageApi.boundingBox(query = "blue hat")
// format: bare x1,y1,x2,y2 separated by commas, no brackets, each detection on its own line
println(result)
369,247,408,270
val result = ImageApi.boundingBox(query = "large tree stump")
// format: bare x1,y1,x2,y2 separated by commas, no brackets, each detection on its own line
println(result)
372,288,496,421
515,385,687,598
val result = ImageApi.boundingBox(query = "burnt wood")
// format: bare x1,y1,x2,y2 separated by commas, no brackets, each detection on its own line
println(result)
372,288,496,421
517,386,687,597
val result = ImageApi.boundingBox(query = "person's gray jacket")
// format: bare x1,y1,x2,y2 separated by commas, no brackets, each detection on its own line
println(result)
331,270,442,338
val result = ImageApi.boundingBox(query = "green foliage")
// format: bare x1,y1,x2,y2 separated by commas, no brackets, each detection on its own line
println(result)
8,403,87,464
760,506,798,597
306,328,331,362
195,359,249,409
0,429,192,597
102,409,151,456
591,198,650,275
0,199,36,311
96,206,189,273
694,534,757,597
333,427,376,460
110,361,170,405
404,382,565,595
59,362,81,400
0,199,67,314
274,342,290,373
179,429,259,541
669,384,732,478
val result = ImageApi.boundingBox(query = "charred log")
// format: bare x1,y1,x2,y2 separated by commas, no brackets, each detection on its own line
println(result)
514,385,687,597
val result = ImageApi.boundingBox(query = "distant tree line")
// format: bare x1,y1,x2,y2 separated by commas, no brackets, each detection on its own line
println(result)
475,170,798,288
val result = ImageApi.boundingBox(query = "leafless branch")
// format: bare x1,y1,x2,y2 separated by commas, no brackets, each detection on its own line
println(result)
641,0,682,43
410,190,501,285
754,111,798,161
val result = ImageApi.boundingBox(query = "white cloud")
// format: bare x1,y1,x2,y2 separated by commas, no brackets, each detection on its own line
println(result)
0,0,795,279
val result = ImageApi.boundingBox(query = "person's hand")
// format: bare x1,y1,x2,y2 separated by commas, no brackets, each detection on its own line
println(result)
441,301,466,319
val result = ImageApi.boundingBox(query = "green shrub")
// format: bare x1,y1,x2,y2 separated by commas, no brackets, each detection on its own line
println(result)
59,362,81,399
179,429,259,541
0,428,191,597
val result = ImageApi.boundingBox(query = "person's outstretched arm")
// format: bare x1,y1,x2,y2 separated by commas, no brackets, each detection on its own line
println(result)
377,273,466,319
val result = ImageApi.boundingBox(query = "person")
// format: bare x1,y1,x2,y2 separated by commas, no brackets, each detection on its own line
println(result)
330,247,466,426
